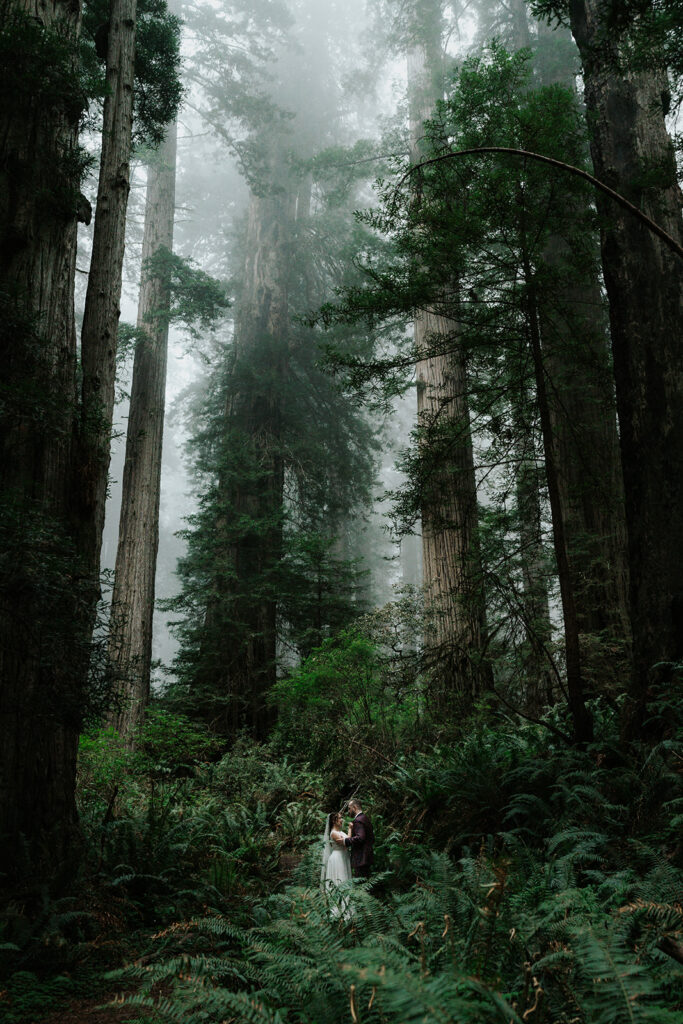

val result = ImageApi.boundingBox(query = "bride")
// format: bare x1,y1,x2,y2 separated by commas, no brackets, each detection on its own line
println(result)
321,811,352,916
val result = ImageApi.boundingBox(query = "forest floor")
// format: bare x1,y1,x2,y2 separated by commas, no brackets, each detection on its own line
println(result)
41,991,150,1024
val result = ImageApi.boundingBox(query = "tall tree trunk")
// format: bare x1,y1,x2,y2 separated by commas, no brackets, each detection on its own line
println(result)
0,0,84,881
540,242,631,686
504,0,555,713
511,394,554,711
205,189,291,736
78,0,138,580
521,243,594,743
407,23,491,707
108,121,177,741
567,0,683,729
534,16,630,690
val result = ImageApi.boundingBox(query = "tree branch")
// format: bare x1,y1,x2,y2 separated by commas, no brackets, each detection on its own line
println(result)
400,147,683,261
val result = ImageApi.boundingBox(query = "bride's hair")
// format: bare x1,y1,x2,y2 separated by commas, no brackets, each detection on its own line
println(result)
328,811,340,829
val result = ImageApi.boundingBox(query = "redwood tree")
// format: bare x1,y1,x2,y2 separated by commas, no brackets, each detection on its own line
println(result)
406,2,491,706
0,0,86,880
564,0,683,726
108,121,178,740
79,0,139,575
0,0,179,880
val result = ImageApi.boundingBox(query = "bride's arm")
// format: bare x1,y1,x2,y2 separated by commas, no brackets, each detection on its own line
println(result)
330,828,346,845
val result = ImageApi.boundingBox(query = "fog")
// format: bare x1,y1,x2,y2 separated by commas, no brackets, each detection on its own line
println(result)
82,0,585,695
89,0,424,684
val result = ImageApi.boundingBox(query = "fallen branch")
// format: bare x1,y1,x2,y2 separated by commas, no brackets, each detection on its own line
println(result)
658,935,683,966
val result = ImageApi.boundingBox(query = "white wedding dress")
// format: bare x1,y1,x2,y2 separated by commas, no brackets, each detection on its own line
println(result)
321,823,352,919
325,829,352,886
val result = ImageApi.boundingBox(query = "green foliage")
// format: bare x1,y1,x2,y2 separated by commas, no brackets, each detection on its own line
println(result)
182,0,293,186
73,724,324,927
271,625,414,786
533,0,683,80
163,164,383,732
0,966,100,1024
82,0,182,146
113,848,683,1024
95,684,683,1024
77,708,218,823
0,8,99,126
143,247,230,338
317,42,628,711
0,8,98,221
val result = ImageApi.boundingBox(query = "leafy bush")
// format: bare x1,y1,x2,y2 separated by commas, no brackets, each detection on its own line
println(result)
271,619,422,789
112,844,683,1024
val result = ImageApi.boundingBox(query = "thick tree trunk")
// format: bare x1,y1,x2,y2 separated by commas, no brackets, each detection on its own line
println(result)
206,190,291,736
541,243,631,686
522,249,594,743
568,0,683,727
108,122,177,740
533,17,630,690
0,0,84,881
79,0,138,576
408,32,491,706
415,321,491,703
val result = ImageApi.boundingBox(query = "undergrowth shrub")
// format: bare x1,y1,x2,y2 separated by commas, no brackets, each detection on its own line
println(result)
75,717,325,928
112,843,683,1023
84,679,682,1023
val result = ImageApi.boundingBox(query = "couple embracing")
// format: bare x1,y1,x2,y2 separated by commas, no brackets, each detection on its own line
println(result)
321,798,374,891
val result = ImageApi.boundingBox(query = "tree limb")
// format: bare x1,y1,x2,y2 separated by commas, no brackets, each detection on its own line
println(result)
400,147,683,261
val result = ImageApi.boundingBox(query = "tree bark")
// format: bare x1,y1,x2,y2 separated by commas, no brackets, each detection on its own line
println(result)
521,246,594,743
504,0,554,713
78,0,138,578
541,239,631,686
108,121,177,741
0,0,84,882
407,22,491,707
568,0,683,727
533,16,631,690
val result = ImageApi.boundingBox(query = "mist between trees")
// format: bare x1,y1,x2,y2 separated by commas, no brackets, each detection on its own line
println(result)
1,0,683,1021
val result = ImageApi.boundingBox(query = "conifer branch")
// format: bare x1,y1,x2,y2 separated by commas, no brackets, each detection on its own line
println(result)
401,148,683,260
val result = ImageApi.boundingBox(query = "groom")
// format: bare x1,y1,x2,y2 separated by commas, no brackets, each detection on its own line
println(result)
344,798,374,878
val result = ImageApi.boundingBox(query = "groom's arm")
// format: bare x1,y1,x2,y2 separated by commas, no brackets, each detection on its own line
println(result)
345,820,366,847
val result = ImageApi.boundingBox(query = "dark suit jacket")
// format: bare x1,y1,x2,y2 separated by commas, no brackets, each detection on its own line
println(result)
345,812,374,869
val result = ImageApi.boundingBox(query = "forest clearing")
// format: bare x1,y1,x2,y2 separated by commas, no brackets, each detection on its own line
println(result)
1,0,682,1022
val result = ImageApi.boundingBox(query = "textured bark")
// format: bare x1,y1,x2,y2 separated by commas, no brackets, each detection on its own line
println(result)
568,0,683,724
408,29,491,706
79,0,138,574
535,20,631,689
0,0,83,880
205,190,291,736
415,319,491,703
108,122,177,740
541,241,631,686
522,249,594,743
